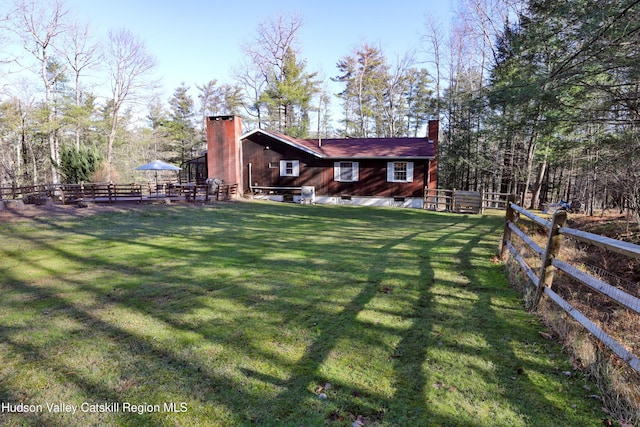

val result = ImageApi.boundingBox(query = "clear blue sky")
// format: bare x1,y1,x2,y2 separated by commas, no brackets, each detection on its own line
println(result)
67,0,454,100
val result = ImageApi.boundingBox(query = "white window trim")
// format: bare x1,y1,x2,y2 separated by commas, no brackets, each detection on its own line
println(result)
387,161,414,183
279,160,300,177
333,161,359,182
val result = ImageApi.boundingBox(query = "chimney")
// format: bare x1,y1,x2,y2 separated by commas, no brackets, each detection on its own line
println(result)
206,115,243,193
427,119,439,190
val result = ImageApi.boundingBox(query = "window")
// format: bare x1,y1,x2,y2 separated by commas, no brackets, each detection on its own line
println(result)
279,160,299,177
394,162,407,181
387,161,414,182
334,161,359,182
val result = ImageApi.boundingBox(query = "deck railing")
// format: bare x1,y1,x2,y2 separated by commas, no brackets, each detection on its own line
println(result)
0,182,236,204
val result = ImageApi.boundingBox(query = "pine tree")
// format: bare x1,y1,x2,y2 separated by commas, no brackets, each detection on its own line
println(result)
166,83,197,164
260,47,319,137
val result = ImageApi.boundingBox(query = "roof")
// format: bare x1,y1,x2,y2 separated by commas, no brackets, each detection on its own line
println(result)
241,128,435,159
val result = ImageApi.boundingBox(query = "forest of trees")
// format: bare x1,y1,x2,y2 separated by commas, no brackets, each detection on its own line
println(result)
436,0,640,220
1,0,639,220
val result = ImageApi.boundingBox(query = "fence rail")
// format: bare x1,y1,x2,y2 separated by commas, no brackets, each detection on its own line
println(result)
0,184,56,201
1,182,236,204
500,195,640,373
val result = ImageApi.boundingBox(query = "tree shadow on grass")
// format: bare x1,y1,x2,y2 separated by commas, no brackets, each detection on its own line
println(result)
0,263,271,426
0,203,420,425
411,220,602,426
235,231,426,424
0,205,475,425
0,204,603,426
387,221,480,425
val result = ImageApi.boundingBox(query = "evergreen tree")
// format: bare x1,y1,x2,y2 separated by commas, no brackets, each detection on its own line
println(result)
166,83,197,164
334,46,434,138
260,47,319,137
334,44,388,137
57,144,100,183
404,68,434,137
197,80,244,140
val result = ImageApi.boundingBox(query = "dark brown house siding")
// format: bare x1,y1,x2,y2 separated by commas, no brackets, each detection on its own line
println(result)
325,160,427,197
243,136,428,198
242,135,323,190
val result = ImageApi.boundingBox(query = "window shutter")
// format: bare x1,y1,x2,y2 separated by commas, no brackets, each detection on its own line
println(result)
352,162,359,181
387,162,394,182
293,161,300,177
406,162,414,182
279,160,286,177
334,162,341,181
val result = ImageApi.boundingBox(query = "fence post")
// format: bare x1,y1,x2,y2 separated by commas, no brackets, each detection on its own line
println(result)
532,209,568,309
451,188,456,212
423,186,432,210
500,194,517,261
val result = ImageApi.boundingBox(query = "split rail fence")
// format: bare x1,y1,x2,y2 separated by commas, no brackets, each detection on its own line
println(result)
500,195,640,373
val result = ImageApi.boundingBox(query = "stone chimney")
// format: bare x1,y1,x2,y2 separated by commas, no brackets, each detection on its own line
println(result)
206,115,243,192
428,119,439,190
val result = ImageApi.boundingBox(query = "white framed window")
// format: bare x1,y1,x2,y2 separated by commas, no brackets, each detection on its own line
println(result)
279,160,299,177
387,161,414,182
334,161,359,182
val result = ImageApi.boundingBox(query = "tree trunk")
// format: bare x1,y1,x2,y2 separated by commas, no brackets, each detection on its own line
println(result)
44,61,60,185
75,72,81,150
530,157,547,210
107,116,119,182
521,129,538,208
530,140,549,209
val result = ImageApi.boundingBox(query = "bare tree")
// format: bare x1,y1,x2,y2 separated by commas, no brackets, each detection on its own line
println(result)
10,0,70,184
62,18,101,149
233,61,266,129
103,28,156,180
236,13,304,130
423,16,445,118
0,4,14,79
242,13,303,82
382,52,415,137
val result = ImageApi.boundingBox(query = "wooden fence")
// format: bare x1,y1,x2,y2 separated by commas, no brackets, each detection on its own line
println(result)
500,195,640,373
58,183,144,204
0,182,236,204
424,188,516,212
0,184,55,201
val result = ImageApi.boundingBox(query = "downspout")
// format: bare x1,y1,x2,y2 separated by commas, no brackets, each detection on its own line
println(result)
248,163,253,192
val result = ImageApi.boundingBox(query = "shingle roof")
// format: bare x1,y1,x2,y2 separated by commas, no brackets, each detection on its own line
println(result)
242,128,435,159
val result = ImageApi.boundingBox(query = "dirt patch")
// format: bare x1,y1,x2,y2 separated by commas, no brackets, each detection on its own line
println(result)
0,201,197,223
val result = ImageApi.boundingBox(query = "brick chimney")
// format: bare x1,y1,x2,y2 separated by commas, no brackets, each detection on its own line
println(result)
427,119,439,190
206,115,243,192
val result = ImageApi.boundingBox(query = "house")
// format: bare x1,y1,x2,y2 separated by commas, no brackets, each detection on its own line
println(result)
199,115,438,208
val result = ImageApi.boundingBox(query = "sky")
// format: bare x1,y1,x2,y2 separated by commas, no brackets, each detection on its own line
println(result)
65,0,455,102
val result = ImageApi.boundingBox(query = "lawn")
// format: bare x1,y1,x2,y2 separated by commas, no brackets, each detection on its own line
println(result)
0,201,605,426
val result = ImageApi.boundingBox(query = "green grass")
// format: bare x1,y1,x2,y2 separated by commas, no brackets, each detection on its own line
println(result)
0,201,604,426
